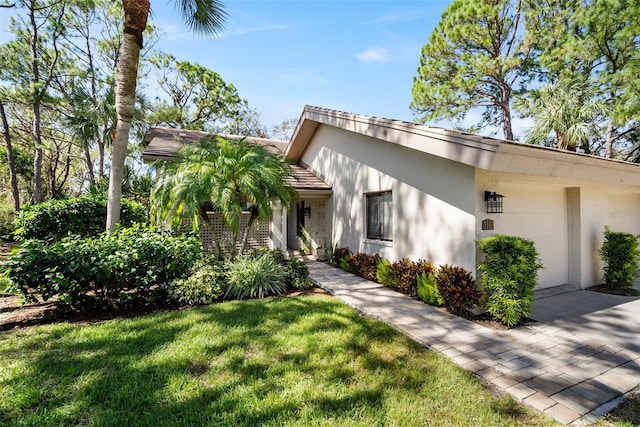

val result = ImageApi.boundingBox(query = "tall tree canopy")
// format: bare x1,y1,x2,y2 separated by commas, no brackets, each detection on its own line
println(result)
411,0,533,141
413,0,640,160
148,53,244,131
106,0,227,233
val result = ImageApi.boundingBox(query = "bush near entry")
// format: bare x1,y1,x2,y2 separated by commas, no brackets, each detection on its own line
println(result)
478,234,543,328
600,227,640,290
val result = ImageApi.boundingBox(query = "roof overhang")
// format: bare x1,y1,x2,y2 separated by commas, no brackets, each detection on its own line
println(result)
285,106,640,188
286,105,500,169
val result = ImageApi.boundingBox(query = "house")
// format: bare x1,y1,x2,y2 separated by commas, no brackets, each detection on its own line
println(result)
285,106,640,290
143,105,640,289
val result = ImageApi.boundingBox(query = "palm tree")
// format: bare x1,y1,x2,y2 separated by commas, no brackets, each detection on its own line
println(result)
106,0,226,233
151,136,297,258
515,78,607,152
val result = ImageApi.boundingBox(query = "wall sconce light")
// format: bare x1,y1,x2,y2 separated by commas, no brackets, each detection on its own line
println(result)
303,206,311,218
484,191,504,214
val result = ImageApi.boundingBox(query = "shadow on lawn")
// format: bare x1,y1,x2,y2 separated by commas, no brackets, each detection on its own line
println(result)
1,295,534,426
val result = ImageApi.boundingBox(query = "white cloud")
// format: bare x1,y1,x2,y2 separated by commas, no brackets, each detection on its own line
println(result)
356,48,389,63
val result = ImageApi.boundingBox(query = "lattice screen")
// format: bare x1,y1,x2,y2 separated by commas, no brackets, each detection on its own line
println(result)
200,213,270,254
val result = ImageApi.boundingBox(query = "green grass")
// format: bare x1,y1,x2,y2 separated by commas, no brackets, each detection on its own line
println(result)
0,295,553,426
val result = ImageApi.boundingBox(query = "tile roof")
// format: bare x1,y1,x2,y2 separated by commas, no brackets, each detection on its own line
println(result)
142,126,331,192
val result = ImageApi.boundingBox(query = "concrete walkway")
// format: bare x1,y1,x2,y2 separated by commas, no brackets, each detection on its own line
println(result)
307,261,640,425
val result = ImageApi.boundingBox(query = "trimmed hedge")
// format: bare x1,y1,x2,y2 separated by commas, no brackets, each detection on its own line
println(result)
478,234,543,327
600,228,640,290
14,196,147,242
4,224,201,307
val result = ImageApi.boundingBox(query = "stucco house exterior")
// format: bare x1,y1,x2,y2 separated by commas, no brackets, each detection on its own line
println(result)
285,106,640,290
143,105,640,290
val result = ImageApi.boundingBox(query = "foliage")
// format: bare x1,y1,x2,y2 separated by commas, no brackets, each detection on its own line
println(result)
526,0,640,159
287,257,312,289
148,53,245,131
411,0,532,140
330,245,350,266
247,247,311,289
14,196,147,242
0,274,14,296
376,258,395,286
297,226,312,255
477,234,543,327
166,257,225,306
4,225,202,307
0,199,16,241
0,297,549,426
224,252,287,300
417,271,443,307
340,257,350,272
385,258,434,297
514,77,606,151
599,228,640,290
151,136,296,258
345,252,382,282
436,264,480,315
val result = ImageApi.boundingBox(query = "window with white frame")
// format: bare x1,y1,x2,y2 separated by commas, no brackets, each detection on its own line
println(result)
366,191,392,241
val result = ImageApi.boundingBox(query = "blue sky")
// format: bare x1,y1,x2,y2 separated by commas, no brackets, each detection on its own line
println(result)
150,0,451,128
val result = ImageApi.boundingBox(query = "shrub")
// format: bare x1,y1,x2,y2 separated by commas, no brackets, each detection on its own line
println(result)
417,271,443,306
225,252,287,300
293,277,314,290
436,264,480,315
14,196,147,242
286,257,310,286
376,258,394,286
0,200,16,241
331,246,350,266
4,225,201,307
478,234,543,327
600,228,640,290
167,257,225,306
247,247,310,288
379,258,433,297
345,252,382,282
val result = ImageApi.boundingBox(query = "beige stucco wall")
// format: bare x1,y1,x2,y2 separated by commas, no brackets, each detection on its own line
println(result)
300,125,477,272
608,191,640,234
476,169,640,289
475,177,569,288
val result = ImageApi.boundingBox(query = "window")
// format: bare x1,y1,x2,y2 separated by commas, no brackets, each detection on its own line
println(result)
366,191,392,241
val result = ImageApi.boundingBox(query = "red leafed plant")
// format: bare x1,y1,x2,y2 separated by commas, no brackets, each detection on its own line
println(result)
436,264,480,314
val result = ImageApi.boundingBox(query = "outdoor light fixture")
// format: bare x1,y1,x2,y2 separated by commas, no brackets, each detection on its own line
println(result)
484,191,504,214
303,206,311,218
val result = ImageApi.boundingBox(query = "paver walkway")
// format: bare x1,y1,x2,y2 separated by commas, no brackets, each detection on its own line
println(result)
307,261,640,425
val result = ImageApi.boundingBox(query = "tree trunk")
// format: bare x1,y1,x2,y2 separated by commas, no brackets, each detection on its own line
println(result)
0,100,20,210
239,210,258,257
604,117,614,158
29,1,42,203
107,0,149,233
501,86,514,141
200,208,223,256
84,145,95,186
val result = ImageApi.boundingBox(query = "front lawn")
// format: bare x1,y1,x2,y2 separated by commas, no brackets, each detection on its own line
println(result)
0,295,553,426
